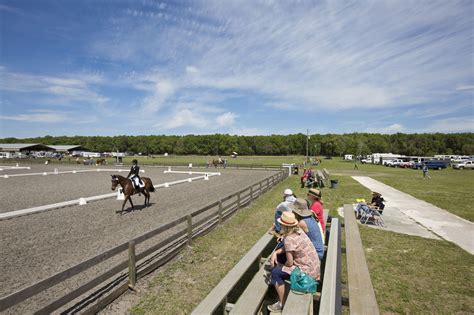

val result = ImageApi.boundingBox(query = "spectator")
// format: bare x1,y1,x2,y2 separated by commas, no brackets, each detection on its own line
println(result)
355,192,385,218
422,164,431,179
270,188,296,236
300,168,310,188
370,192,385,210
268,212,320,313
291,198,325,260
307,188,326,233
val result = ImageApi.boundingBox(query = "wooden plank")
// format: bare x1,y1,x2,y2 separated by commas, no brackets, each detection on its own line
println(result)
192,233,274,315
319,218,341,315
343,204,379,315
282,293,313,315
229,260,271,315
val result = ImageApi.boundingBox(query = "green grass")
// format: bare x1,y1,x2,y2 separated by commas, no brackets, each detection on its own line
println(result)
130,166,474,314
361,226,474,314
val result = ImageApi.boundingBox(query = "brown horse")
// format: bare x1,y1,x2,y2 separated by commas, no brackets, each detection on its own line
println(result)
212,159,224,168
111,174,155,213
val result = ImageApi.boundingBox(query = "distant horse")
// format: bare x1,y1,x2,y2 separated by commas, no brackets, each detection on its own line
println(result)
212,159,225,168
96,158,106,166
111,174,155,213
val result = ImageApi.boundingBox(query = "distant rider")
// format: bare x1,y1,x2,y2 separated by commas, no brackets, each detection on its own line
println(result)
127,159,142,192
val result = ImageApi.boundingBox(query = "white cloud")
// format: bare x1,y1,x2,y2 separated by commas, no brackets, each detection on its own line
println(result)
216,112,237,127
365,123,406,134
141,79,176,113
0,68,108,105
456,85,474,91
0,110,68,123
422,118,474,133
186,66,199,74
157,108,209,129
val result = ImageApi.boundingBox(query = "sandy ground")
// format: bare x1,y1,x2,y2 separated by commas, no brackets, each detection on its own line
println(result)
0,164,278,314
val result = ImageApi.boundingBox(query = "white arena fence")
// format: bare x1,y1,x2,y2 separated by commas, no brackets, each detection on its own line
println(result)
0,168,221,221
0,170,288,314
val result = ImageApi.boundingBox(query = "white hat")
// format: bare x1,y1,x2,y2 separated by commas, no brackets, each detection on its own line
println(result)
284,188,293,196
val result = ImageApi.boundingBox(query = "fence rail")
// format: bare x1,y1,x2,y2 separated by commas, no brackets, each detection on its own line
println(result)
0,170,287,314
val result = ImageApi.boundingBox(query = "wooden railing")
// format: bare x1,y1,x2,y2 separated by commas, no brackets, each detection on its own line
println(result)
343,204,379,314
0,170,287,314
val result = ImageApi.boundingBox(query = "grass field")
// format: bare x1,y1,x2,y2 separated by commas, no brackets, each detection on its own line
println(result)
128,156,473,314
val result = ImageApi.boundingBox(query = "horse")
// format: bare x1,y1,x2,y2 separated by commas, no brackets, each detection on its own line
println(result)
111,174,155,213
96,158,106,166
212,159,225,168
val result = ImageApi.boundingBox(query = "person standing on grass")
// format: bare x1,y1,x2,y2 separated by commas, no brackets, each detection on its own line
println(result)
268,212,320,313
422,164,431,179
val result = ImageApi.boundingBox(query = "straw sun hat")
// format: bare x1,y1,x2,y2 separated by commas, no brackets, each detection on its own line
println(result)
277,211,299,227
291,198,313,218
307,188,322,199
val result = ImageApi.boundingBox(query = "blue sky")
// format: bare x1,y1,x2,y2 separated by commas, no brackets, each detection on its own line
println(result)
0,0,473,138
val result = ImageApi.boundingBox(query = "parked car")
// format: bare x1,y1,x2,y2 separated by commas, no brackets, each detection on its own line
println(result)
361,158,372,164
386,159,404,167
382,159,393,166
452,160,474,170
400,161,415,168
414,160,448,170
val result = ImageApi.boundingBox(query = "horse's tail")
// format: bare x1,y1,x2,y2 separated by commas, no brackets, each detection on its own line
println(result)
146,178,155,192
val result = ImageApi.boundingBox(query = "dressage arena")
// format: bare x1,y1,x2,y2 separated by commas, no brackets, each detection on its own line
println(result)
0,163,279,314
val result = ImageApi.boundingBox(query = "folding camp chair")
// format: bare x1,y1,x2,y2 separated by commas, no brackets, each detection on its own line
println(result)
357,204,385,227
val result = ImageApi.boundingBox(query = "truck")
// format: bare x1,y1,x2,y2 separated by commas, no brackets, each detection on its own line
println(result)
452,160,474,170
414,160,448,170
386,159,404,167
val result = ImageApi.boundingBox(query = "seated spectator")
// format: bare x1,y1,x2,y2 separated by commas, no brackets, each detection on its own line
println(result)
291,198,325,261
308,169,316,185
269,188,296,236
307,188,326,233
300,168,310,187
268,212,320,312
355,192,385,218
370,191,385,210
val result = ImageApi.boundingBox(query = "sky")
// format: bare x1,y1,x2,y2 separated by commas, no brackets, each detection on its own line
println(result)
0,0,473,138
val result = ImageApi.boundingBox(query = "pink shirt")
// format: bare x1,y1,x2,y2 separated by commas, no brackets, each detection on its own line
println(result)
282,230,320,280
310,201,325,232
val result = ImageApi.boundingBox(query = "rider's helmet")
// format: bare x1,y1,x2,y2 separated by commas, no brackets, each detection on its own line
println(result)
132,159,138,164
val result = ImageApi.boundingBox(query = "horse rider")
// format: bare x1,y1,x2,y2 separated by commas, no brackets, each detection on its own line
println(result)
127,159,142,192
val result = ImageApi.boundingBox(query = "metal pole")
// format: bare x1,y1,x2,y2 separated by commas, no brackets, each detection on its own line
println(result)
306,129,309,164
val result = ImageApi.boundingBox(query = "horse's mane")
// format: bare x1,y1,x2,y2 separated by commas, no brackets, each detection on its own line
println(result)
113,174,127,180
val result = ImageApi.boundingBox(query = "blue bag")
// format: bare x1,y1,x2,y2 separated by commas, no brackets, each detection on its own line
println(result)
290,267,318,294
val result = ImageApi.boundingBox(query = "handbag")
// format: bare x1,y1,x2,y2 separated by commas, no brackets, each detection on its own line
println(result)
290,267,318,294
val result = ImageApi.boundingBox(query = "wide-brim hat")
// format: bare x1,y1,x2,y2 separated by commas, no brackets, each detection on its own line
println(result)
291,198,313,218
283,188,293,196
277,211,298,227
307,188,321,199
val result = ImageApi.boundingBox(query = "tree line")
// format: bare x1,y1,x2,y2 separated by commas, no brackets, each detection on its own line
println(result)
1,133,473,156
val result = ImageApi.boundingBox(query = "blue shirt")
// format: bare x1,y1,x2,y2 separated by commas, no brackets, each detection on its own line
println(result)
302,216,324,260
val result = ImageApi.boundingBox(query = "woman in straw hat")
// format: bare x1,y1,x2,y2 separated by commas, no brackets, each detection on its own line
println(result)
307,188,326,233
292,198,325,261
267,212,320,312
